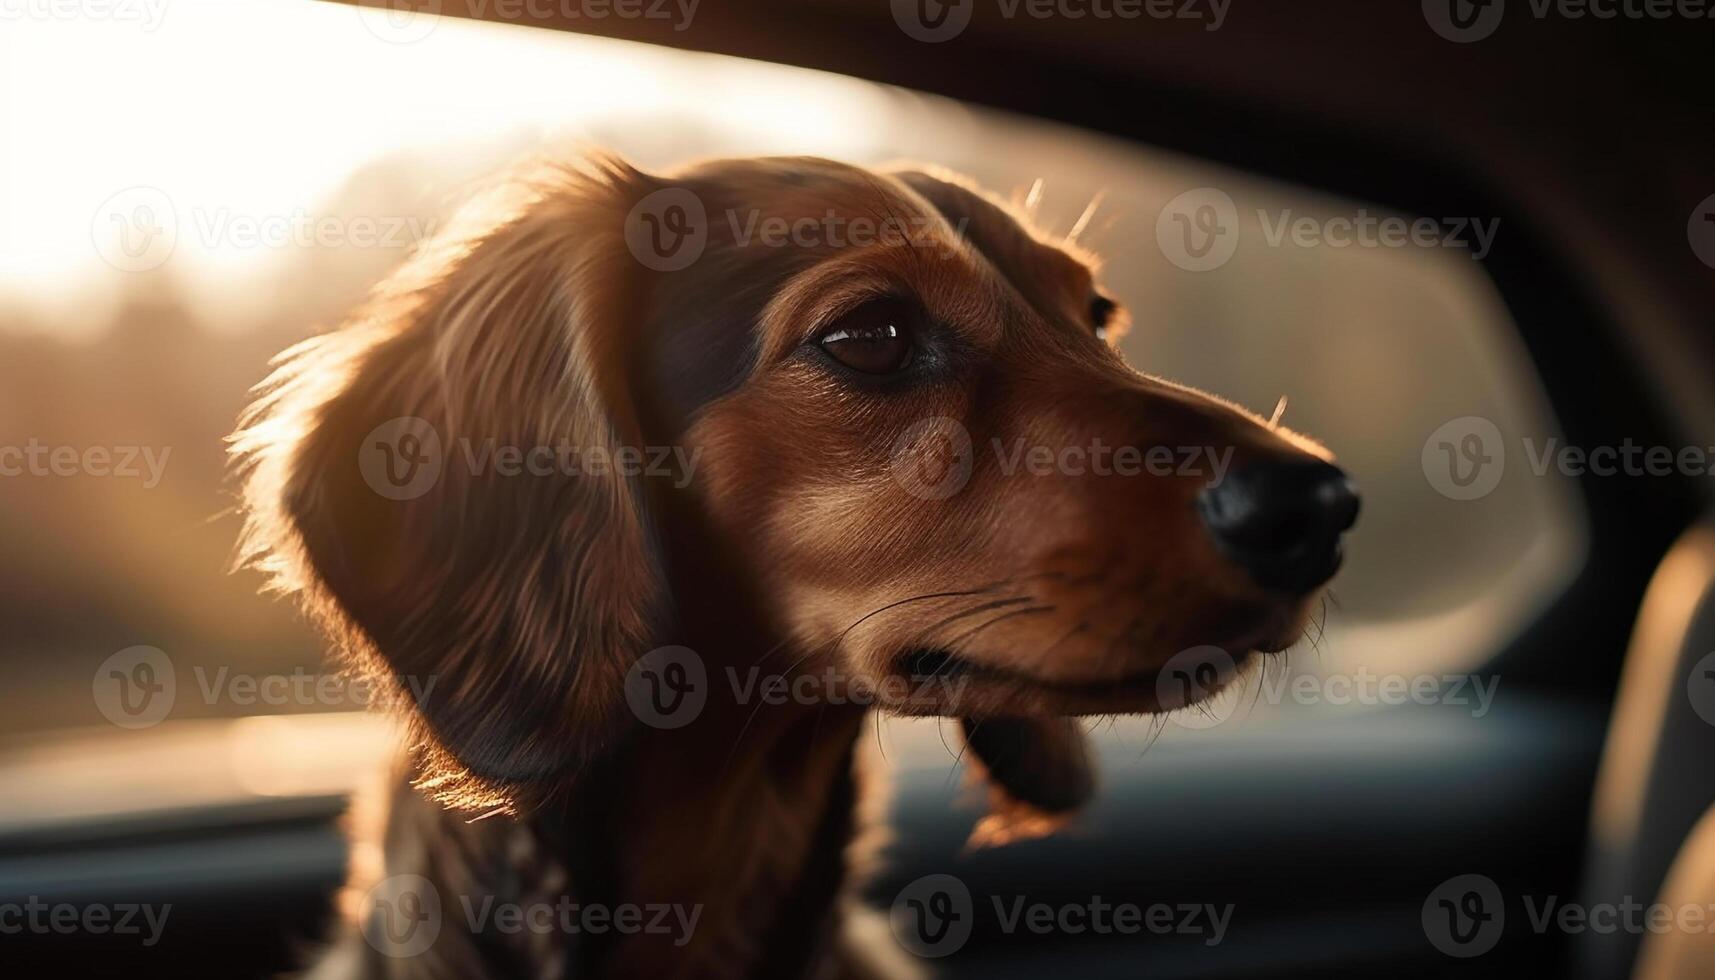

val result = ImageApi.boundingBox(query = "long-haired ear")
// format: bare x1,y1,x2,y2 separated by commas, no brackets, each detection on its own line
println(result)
230,159,664,811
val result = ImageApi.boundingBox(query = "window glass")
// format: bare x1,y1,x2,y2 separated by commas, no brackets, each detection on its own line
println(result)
0,0,1582,739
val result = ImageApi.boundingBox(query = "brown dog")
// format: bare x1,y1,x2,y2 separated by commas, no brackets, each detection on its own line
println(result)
231,155,1356,979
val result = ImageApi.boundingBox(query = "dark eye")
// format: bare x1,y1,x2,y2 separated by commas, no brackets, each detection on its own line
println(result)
1090,294,1118,340
818,298,916,375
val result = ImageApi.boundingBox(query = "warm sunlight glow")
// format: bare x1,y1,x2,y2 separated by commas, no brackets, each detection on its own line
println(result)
0,0,897,334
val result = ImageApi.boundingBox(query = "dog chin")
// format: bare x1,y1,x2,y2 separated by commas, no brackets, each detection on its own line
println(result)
862,593,1321,717
875,646,1262,717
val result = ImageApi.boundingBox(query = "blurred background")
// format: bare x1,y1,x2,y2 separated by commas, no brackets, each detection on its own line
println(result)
0,0,1578,735
2,1,1711,978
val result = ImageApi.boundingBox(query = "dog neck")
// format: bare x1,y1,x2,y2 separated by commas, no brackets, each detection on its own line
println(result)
591,695,868,977
521,644,869,980
381,653,868,980
510,488,877,976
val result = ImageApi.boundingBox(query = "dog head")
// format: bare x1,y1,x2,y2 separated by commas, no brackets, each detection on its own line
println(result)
232,155,1357,811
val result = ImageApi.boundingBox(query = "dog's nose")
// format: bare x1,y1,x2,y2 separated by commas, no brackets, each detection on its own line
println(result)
1196,459,1359,594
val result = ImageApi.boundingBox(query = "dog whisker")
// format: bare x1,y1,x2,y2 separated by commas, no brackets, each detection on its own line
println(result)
726,589,1029,770
919,596,1034,642
1130,712,1171,765
1011,562,1127,677
943,604,1055,654
943,717,981,792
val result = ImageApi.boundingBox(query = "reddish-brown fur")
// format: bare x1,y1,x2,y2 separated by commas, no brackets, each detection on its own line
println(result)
231,154,1340,979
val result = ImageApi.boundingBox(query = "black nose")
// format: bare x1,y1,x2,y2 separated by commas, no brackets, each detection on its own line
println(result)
1196,459,1360,594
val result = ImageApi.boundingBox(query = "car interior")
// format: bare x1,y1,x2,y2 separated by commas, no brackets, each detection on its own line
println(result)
2,2,1712,977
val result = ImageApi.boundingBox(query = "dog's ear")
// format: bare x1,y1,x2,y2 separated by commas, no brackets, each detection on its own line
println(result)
960,717,1095,849
232,161,664,810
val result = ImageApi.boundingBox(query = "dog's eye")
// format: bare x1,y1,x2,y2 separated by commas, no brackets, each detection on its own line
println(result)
818,299,916,375
1090,294,1118,340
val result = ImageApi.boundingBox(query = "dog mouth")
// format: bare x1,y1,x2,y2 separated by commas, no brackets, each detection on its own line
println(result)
881,646,1261,717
